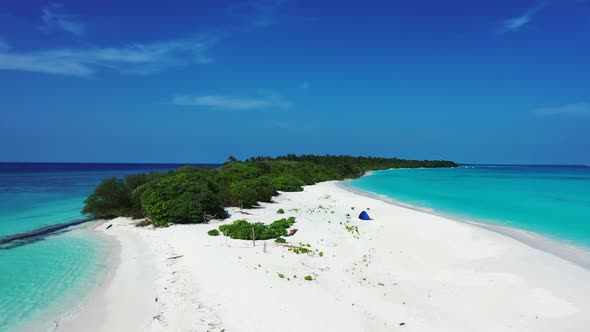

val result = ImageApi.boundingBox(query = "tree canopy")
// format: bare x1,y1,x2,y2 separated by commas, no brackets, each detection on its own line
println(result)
82,154,457,226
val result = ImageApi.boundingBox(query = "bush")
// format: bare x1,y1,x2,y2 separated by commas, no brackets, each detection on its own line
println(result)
271,174,305,192
275,237,286,243
227,181,259,208
304,275,313,281
277,208,285,214
250,176,277,203
208,229,220,236
82,177,131,219
140,173,225,227
219,217,296,240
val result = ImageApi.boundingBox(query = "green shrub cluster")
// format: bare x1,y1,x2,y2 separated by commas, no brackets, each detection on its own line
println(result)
140,173,226,227
82,155,457,226
208,229,220,236
277,208,285,214
218,217,296,240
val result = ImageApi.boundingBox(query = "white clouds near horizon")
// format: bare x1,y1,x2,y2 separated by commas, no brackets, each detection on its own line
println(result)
533,102,590,117
171,92,291,111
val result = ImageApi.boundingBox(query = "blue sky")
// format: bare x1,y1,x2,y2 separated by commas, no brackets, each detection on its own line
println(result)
1,0,589,164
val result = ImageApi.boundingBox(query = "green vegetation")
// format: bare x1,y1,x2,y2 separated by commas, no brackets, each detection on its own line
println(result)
304,275,313,281
277,208,285,214
207,229,220,236
288,243,314,255
346,225,360,238
218,217,296,240
140,173,226,227
275,237,286,243
82,155,456,226
289,246,312,254
278,273,285,279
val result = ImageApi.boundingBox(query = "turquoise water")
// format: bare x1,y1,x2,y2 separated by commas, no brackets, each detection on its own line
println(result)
349,165,590,248
0,163,216,331
0,231,110,331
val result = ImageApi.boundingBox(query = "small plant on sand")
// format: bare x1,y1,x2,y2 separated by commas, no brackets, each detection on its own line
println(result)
275,237,286,244
277,208,285,214
345,225,360,239
289,247,311,254
207,229,220,236
278,273,285,279
345,225,359,235
351,206,355,210
319,251,324,257
304,275,313,281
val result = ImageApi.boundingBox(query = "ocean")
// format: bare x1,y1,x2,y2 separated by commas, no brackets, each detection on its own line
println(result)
0,162,217,331
349,165,590,250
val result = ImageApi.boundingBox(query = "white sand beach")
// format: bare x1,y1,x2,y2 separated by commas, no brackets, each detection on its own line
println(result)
59,181,590,332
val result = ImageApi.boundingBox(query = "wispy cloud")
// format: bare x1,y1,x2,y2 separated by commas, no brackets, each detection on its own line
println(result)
298,82,310,89
171,92,291,111
227,0,313,28
39,3,85,36
0,38,213,76
0,37,9,51
228,0,287,27
501,3,546,33
533,102,590,117
0,1,290,77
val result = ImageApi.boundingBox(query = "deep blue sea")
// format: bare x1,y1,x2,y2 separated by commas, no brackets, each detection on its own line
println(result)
350,165,590,249
0,162,218,331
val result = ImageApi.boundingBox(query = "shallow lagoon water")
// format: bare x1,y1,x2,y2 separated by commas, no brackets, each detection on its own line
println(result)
350,165,590,249
0,163,215,331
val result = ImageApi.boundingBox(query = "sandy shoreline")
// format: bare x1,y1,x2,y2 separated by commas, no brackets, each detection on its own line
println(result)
338,181,590,270
58,181,590,331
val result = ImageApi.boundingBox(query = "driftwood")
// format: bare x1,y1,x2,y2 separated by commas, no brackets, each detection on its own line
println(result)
167,255,184,260
106,224,113,230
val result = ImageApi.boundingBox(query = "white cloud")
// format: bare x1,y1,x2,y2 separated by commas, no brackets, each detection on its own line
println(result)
501,3,545,33
40,3,85,36
533,102,590,117
171,92,290,111
0,38,213,76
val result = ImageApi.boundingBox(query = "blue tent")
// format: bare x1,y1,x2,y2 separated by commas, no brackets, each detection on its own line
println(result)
358,210,372,220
